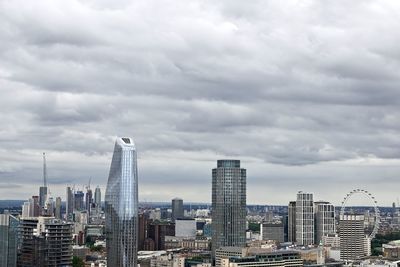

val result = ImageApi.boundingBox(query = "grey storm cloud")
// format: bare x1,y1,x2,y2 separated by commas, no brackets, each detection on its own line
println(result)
1,0,400,205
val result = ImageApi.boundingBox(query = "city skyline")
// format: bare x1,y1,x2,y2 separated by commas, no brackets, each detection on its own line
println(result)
1,1,400,205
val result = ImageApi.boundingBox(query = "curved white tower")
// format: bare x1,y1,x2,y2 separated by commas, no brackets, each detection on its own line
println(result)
105,137,138,267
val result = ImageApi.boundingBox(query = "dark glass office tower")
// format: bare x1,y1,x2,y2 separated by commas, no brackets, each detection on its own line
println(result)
66,187,73,221
171,198,184,222
0,214,19,267
211,160,246,257
288,201,296,243
105,137,138,267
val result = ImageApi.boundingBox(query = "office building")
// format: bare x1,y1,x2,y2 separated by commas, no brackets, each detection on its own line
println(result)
288,201,296,243
55,197,62,219
0,214,19,267
296,192,314,246
22,202,31,218
215,247,245,267
44,195,55,217
339,215,365,261
212,160,246,257
172,198,184,222
260,222,284,243
220,251,303,267
66,186,74,220
314,201,335,244
105,137,139,267
148,221,175,250
94,186,101,211
31,196,40,217
74,191,84,211
138,213,150,251
39,153,48,211
175,218,196,238
39,187,47,211
85,188,93,212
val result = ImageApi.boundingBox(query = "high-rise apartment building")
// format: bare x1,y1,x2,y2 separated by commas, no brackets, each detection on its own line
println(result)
172,198,184,222
296,191,314,246
105,137,139,267
18,217,73,267
339,215,365,261
288,201,296,243
314,201,335,244
66,186,73,220
212,160,246,257
0,214,19,267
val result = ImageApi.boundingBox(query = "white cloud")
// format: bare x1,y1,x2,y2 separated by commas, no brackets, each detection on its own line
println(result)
1,0,400,205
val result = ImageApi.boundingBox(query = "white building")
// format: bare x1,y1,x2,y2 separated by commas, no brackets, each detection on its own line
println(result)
314,201,335,244
296,192,314,246
339,215,365,260
175,219,196,238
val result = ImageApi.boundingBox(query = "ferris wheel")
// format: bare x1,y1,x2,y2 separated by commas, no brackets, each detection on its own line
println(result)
340,189,380,239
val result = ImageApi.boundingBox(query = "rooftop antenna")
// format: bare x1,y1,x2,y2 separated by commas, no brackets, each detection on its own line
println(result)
43,152,47,187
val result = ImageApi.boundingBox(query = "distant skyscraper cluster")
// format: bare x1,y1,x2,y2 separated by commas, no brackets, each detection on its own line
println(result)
4,151,105,267
0,136,386,266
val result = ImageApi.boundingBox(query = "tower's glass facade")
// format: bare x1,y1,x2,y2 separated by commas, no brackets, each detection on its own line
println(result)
211,160,246,257
0,214,19,267
105,137,138,267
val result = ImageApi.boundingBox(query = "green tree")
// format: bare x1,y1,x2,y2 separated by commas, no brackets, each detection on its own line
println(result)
72,256,85,267
248,222,260,232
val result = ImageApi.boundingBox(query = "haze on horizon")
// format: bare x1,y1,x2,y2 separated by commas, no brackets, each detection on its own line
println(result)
1,0,400,206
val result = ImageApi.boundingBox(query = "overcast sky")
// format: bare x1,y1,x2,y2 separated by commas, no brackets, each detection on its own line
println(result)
1,0,400,206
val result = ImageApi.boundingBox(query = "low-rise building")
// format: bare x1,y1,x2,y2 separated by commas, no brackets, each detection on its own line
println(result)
383,240,400,259
220,251,303,267
260,222,284,243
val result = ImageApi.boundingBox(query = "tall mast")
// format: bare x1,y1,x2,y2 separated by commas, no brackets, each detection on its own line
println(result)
43,152,47,187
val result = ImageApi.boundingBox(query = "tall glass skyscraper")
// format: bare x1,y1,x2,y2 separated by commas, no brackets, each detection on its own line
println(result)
211,160,246,257
105,137,139,267
94,186,101,206
0,214,19,267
